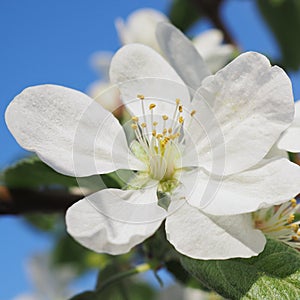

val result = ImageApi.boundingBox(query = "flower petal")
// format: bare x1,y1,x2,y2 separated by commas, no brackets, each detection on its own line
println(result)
182,158,300,215
156,22,211,91
5,84,144,177
277,100,300,152
165,201,265,259
66,186,165,254
191,52,294,175
110,44,190,120
115,8,168,53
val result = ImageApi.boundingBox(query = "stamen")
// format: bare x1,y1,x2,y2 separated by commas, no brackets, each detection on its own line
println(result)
137,94,145,100
132,116,139,122
168,128,172,134
149,103,156,110
179,116,184,124
291,198,297,208
292,235,298,241
176,98,180,105
153,121,158,127
141,123,147,128
131,124,138,130
288,214,295,224
178,105,183,113
163,128,167,135
162,115,168,121
152,130,157,137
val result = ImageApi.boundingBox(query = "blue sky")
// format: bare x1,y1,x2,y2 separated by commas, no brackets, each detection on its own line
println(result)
1,1,300,299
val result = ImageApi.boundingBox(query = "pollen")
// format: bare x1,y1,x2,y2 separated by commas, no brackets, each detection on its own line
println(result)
153,121,158,126
131,124,138,130
141,122,147,128
132,116,139,122
149,103,156,110
178,105,183,113
291,198,297,208
152,130,157,136
137,94,145,100
190,110,196,117
162,115,168,121
179,116,184,124
288,214,295,224
291,223,299,232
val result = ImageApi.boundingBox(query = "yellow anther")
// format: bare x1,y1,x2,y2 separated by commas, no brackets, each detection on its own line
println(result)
132,116,139,122
131,124,138,130
190,110,196,117
149,103,156,110
292,235,299,241
291,198,297,208
178,105,183,113
141,123,147,128
152,130,157,136
288,214,295,224
176,98,180,105
168,128,173,134
179,116,184,124
162,115,168,121
291,223,299,232
137,94,145,100
154,146,158,153
156,134,163,139
163,128,167,135
153,121,158,126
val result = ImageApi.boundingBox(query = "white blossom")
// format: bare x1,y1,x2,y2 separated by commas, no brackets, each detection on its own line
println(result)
5,24,300,260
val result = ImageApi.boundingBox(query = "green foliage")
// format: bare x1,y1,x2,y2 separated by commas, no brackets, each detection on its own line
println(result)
180,238,300,299
2,156,78,188
257,0,300,70
169,0,201,32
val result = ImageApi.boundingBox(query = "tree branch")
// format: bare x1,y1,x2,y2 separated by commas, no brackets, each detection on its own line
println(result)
189,0,237,46
0,186,82,215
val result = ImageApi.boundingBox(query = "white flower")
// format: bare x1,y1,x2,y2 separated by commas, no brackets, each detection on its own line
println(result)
115,8,234,72
87,52,123,117
5,24,300,260
277,100,300,153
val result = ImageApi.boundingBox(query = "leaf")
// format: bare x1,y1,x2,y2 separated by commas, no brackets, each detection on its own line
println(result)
180,238,300,300
68,291,97,300
96,263,156,300
1,155,122,190
2,156,78,188
257,0,300,70
169,0,201,32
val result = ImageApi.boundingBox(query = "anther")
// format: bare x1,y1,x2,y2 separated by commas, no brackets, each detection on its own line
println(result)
291,198,297,208
178,105,183,113
141,123,147,128
152,130,157,137
137,94,145,100
156,134,163,139
131,124,138,130
153,121,158,126
163,128,167,135
288,214,295,224
162,115,168,121
291,223,299,232
149,103,156,110
132,116,139,122
190,110,196,117
176,98,180,105
168,128,172,134
179,116,184,124
292,235,299,241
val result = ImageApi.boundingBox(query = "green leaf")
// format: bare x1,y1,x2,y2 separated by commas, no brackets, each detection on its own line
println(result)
169,0,201,32
1,155,122,190
257,0,300,70
180,238,300,300
96,263,155,300
68,291,97,300
2,156,78,188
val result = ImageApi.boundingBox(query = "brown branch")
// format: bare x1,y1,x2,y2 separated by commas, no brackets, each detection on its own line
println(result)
0,186,82,215
189,0,237,46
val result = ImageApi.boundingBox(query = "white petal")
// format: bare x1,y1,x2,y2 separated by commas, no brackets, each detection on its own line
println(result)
277,100,300,152
5,85,144,177
182,158,300,215
156,23,211,91
191,52,294,175
109,44,190,129
166,201,265,259
90,51,113,80
66,186,166,255
115,8,168,53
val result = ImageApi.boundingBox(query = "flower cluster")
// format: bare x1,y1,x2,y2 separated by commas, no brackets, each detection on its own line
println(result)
5,22,300,260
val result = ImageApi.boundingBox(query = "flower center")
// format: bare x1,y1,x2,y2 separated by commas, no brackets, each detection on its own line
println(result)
252,199,300,249
130,94,196,191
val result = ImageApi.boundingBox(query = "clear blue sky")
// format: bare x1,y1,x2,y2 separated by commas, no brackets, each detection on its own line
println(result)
1,1,299,299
